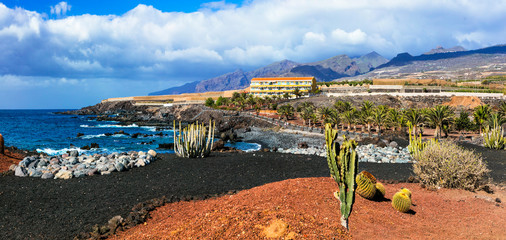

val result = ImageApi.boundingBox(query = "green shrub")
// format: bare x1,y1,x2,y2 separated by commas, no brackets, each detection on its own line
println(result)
413,141,490,191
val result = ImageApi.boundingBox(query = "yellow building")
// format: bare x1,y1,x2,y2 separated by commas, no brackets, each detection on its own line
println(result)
249,77,317,97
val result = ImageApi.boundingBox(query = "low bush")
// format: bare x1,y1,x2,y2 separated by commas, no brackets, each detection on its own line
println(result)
413,141,490,191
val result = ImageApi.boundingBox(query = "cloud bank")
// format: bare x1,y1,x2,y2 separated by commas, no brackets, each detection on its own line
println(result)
0,0,505,108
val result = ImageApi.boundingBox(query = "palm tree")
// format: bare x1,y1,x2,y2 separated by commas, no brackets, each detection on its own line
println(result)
404,108,426,136
309,113,318,127
487,112,506,128
341,108,357,130
299,105,315,126
387,108,404,131
473,104,491,134
246,95,256,108
426,105,455,138
277,104,295,121
318,106,333,125
372,105,389,134
499,101,506,117
328,109,341,129
334,100,353,113
360,101,375,133
282,92,291,100
293,87,303,98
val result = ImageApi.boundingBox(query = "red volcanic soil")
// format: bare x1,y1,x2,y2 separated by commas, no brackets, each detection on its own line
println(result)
111,177,506,240
0,149,24,172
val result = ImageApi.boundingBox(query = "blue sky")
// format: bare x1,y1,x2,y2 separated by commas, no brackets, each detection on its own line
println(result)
0,0,505,109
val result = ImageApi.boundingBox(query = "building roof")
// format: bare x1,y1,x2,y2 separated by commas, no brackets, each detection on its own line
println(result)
251,77,315,81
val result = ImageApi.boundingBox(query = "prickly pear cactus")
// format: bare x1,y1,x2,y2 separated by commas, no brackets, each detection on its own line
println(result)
392,191,412,213
355,171,377,199
375,182,386,198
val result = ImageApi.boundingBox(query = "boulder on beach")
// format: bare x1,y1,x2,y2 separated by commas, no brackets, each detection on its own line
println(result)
148,150,157,158
55,170,73,180
14,166,28,177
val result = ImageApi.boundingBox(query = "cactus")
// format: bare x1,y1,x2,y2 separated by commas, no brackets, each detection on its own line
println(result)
375,182,386,198
400,187,412,198
355,171,377,199
483,125,506,150
0,133,4,154
325,123,358,230
392,191,412,213
173,120,215,158
407,122,438,156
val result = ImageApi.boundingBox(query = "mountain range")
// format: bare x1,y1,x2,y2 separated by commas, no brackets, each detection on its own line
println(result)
149,45,506,95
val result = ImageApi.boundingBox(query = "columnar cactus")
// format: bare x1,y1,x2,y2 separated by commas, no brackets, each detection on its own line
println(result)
325,123,358,230
0,133,4,154
392,191,412,213
173,120,215,158
356,171,377,199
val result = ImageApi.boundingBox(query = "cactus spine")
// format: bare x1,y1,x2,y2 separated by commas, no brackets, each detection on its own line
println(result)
173,120,215,158
355,171,377,199
325,123,358,230
0,133,4,154
392,191,412,213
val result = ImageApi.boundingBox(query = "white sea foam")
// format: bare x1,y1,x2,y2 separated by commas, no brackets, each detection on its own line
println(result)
36,147,87,156
80,134,106,139
36,147,112,156
225,142,262,152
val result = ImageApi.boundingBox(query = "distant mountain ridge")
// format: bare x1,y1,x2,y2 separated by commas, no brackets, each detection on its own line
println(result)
423,46,466,55
350,44,506,81
149,44,506,95
149,52,388,95
377,44,506,69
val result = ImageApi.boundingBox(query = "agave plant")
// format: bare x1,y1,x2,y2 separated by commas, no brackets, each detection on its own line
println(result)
173,120,215,158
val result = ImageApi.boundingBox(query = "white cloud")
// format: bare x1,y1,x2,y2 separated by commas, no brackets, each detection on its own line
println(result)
331,29,367,45
0,0,506,107
50,2,71,17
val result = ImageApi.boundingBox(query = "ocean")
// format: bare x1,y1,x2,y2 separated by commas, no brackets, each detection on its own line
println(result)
0,110,260,155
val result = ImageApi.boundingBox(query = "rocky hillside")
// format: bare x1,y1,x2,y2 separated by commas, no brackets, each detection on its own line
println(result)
149,52,387,95
347,44,506,80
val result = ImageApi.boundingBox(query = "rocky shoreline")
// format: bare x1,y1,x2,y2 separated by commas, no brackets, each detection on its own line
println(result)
12,150,157,179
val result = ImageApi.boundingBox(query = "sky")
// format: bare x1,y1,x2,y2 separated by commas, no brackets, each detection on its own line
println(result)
0,0,505,109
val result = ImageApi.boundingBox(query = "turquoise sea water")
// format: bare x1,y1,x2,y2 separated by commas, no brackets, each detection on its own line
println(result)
0,110,260,155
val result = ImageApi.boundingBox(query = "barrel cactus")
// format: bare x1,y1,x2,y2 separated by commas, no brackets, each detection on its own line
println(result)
356,171,377,199
392,190,412,213
400,188,412,198
375,182,386,198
